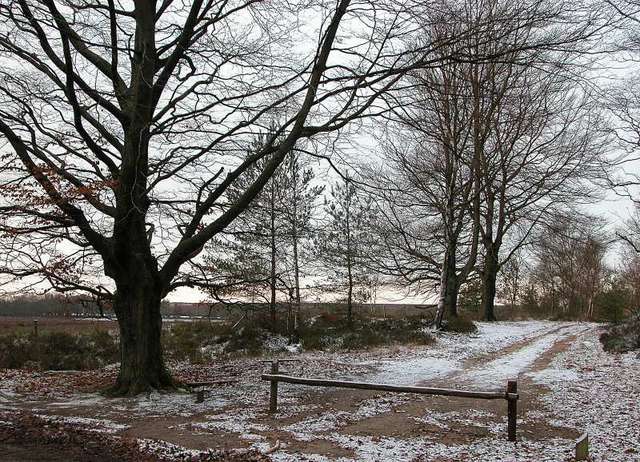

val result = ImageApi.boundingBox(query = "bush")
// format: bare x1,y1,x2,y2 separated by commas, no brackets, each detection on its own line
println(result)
0,329,119,370
223,324,267,355
594,288,627,323
600,312,640,353
442,316,478,334
299,316,434,351
162,318,291,358
162,321,231,362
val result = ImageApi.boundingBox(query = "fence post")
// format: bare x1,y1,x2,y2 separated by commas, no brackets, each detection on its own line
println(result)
269,360,279,413
33,319,38,337
575,433,589,460
507,379,518,442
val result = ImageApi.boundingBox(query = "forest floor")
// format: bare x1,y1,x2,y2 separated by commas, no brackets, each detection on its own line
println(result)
0,321,638,461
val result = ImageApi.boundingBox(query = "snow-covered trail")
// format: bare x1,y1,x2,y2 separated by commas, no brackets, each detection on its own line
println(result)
456,323,593,387
361,321,591,389
5,321,633,462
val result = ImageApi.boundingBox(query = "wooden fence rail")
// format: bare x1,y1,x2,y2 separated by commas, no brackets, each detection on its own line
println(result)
261,362,519,441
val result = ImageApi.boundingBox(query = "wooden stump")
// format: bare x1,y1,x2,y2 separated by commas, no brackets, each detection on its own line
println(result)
575,433,589,461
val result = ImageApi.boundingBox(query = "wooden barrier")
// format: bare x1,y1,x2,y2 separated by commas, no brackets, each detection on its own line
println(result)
261,363,519,441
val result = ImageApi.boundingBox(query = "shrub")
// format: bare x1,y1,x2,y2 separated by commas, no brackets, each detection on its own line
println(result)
223,324,266,355
299,316,434,351
600,311,640,353
442,316,478,334
0,329,119,370
162,321,230,362
594,288,627,323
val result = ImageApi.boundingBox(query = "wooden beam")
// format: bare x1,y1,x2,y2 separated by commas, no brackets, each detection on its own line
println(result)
261,374,509,400
186,380,238,388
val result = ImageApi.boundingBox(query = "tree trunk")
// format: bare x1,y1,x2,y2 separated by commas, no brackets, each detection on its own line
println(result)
270,185,277,326
434,248,460,329
482,249,499,322
347,253,354,328
292,209,301,312
434,256,449,329
445,273,459,319
444,249,459,319
109,282,173,396
345,182,354,328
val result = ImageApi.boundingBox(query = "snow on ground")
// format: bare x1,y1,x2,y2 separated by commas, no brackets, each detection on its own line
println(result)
460,323,590,387
355,321,574,387
526,333,640,462
259,322,640,461
2,321,638,461
35,414,130,433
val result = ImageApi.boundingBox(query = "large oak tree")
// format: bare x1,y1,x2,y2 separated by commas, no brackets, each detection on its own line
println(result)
0,0,430,395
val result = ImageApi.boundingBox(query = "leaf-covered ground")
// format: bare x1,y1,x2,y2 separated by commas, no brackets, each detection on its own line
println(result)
1,321,638,461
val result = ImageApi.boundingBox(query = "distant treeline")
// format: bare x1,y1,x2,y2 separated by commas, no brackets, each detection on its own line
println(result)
0,295,104,317
0,294,438,320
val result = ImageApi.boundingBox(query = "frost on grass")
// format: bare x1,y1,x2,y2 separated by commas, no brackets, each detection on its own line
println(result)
3,321,638,461
531,330,640,462
192,409,269,435
35,414,129,433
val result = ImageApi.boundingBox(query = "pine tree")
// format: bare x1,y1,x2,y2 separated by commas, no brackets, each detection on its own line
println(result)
315,176,375,327
204,136,322,327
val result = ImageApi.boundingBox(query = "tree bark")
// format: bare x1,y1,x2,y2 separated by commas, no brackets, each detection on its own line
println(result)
292,220,301,308
444,248,459,319
346,187,353,328
109,278,173,396
347,256,353,327
445,273,459,319
434,244,461,329
270,184,277,326
481,248,499,321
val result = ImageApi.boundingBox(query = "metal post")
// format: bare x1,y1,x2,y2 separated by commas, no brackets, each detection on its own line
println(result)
507,379,518,442
269,360,279,413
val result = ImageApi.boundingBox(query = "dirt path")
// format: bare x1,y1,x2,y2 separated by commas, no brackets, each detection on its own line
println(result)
1,322,616,461
239,322,594,460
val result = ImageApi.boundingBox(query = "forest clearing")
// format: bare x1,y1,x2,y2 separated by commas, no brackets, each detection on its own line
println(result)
1,320,638,461
2,0,640,460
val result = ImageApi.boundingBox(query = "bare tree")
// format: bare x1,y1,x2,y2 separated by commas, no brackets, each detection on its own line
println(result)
374,52,480,328
531,213,609,319
0,0,456,394
498,250,524,310
371,0,608,325
471,36,608,321
0,0,611,393
600,1,640,250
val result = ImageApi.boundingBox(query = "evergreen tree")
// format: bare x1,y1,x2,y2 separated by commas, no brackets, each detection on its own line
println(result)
204,135,322,326
315,176,375,326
